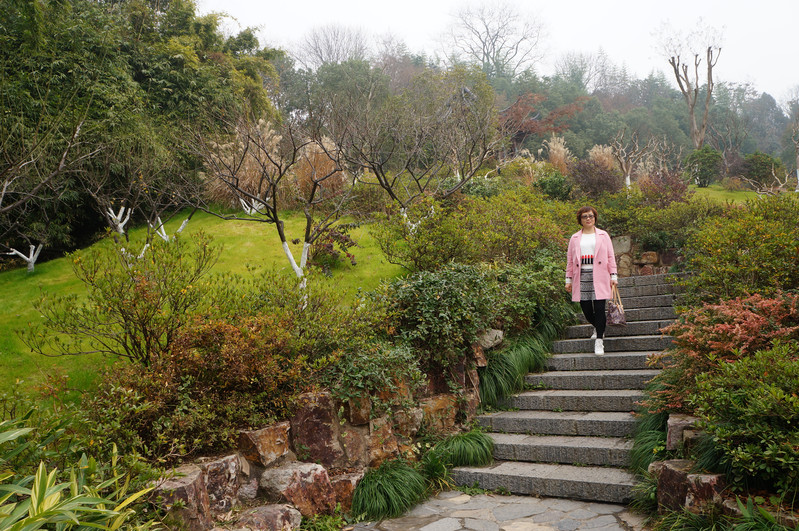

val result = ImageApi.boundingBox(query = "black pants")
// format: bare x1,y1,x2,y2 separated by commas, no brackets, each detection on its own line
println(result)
580,300,607,339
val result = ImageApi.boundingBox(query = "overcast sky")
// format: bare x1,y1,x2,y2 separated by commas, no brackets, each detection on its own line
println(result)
196,0,798,105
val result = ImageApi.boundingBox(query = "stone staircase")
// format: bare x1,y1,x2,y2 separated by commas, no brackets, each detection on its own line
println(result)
452,274,680,504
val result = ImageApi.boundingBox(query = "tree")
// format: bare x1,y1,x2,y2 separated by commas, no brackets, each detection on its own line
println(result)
445,2,544,81
662,22,722,148
315,63,499,210
295,24,370,69
684,145,723,187
610,129,655,188
499,93,586,156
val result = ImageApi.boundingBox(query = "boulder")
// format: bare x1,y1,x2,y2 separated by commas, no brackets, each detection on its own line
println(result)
612,235,632,254
237,455,265,501
639,251,659,265
290,391,345,468
392,407,424,439
685,473,726,512
420,394,458,432
238,421,295,468
259,462,336,517
368,416,399,466
329,471,364,512
339,425,369,467
639,264,655,276
666,414,699,451
235,504,302,530
472,343,487,367
154,464,213,530
477,329,504,350
462,389,481,422
616,254,634,278
198,454,240,513
346,395,371,426
652,459,725,513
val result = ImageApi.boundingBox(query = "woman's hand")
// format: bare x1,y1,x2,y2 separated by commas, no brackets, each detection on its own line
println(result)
611,279,618,289
565,282,572,293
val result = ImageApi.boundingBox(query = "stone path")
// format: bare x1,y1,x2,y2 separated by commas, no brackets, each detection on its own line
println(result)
350,490,647,531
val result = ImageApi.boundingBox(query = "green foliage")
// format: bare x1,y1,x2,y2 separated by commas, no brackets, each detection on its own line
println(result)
630,401,669,474
534,168,573,201
432,430,494,467
350,460,427,520
652,507,729,530
380,264,499,371
21,232,221,368
690,344,799,498
321,343,426,416
685,146,724,187
730,497,794,530
84,269,384,461
681,195,799,302
742,152,786,187
300,505,348,531
637,170,694,209
628,196,729,253
630,471,659,515
646,292,799,413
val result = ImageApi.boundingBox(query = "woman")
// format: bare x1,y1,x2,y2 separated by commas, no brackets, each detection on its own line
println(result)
565,206,618,355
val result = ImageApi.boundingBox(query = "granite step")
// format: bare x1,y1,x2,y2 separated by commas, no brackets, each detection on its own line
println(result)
452,461,636,504
526,369,661,390
565,320,674,339
553,335,673,354
617,273,682,287
509,389,644,412
610,294,677,309
476,410,637,438
613,283,684,298
490,433,633,467
547,352,659,372
575,306,677,323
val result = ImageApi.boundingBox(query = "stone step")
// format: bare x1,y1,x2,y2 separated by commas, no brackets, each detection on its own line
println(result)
547,352,659,372
617,273,682,288
509,389,643,412
526,369,661,390
615,283,684,298
553,335,672,354
576,306,677,323
614,293,677,309
490,433,633,467
452,461,635,504
476,410,636,437
565,320,674,339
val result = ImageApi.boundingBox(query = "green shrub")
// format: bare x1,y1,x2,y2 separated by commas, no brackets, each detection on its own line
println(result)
681,200,799,302
534,168,572,200
690,343,799,498
742,151,786,188
380,264,499,371
22,232,221,367
637,170,694,209
630,196,729,253
432,429,493,467
684,145,723,187
645,292,799,414
350,460,427,520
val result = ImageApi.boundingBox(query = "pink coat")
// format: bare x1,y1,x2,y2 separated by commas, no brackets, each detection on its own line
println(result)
565,228,617,302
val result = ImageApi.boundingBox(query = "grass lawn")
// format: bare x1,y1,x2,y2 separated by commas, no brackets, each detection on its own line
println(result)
689,183,758,202
0,211,404,393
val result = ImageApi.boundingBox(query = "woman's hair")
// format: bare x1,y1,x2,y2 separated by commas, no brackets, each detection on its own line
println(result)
576,206,598,225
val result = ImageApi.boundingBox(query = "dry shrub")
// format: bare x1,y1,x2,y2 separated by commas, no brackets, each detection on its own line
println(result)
544,135,571,175
587,144,617,172
294,139,346,203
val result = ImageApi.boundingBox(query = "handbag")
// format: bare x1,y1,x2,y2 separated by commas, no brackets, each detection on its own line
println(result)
607,284,626,326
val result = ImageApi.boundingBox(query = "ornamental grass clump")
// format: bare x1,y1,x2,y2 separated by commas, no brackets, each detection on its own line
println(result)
350,460,427,520
433,429,494,467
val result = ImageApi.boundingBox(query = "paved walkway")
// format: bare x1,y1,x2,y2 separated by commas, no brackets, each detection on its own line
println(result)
350,490,647,531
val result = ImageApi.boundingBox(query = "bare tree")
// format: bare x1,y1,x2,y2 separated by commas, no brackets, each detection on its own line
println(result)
445,2,544,79
611,129,655,188
295,24,370,69
554,50,612,93
661,22,722,148
193,114,353,280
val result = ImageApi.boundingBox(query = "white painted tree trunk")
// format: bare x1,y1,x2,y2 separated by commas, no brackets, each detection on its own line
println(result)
107,206,131,235
6,244,43,273
625,172,632,188
282,241,305,279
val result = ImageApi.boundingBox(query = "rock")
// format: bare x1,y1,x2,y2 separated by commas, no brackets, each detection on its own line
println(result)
617,254,633,278
462,389,481,423
346,395,371,425
639,264,655,276
238,422,295,468
259,462,336,517
612,235,632,254
154,464,213,530
685,473,726,512
478,329,504,349
339,425,369,468
472,343,487,367
654,459,693,512
639,251,659,265
368,416,399,466
660,249,679,266
392,407,424,439
420,394,458,432
237,455,265,501
235,504,302,530
330,471,364,512
290,391,345,468
666,414,699,451
198,454,240,513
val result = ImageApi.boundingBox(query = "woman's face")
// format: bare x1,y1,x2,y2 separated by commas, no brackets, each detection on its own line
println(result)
580,211,596,228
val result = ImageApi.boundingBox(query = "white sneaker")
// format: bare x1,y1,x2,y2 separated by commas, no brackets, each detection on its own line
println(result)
590,328,597,340
594,338,604,355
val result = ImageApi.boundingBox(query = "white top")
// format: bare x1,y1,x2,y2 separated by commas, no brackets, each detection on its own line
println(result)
565,232,617,283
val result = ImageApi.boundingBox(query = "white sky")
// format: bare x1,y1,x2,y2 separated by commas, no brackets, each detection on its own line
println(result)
196,0,799,105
